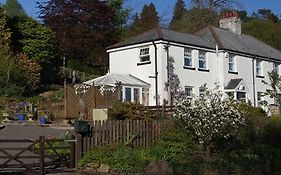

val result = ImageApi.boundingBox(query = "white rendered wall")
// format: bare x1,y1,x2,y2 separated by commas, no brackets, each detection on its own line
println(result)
108,41,279,107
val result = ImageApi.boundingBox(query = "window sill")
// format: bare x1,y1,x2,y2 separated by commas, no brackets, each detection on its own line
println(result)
228,71,238,74
198,68,209,72
256,75,264,78
183,66,196,70
137,61,151,66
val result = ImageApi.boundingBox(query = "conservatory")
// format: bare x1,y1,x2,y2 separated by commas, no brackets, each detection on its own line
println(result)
83,73,150,106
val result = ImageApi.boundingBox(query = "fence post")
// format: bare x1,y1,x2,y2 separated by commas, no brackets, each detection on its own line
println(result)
70,135,76,168
39,136,45,175
75,133,82,168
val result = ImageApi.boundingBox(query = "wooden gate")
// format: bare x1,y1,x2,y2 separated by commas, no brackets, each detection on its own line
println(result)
0,136,75,174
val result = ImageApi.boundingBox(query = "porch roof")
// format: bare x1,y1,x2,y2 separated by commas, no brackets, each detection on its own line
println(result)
83,73,150,87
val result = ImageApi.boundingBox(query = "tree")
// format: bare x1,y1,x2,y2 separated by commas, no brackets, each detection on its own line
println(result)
169,0,186,29
16,53,41,93
0,7,11,47
170,8,219,33
2,0,27,17
174,86,245,159
38,0,128,71
191,0,237,11
262,70,281,112
8,16,59,84
128,3,160,36
256,9,278,23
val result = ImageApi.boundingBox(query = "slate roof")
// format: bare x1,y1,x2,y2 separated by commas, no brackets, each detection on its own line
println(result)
195,26,281,60
108,28,215,50
108,26,281,61
225,78,243,90
83,73,150,87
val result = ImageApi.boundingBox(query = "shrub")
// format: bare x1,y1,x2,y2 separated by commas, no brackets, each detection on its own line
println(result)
108,101,155,120
174,86,245,159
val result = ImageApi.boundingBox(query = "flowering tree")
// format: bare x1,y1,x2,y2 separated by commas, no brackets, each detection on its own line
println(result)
174,86,245,159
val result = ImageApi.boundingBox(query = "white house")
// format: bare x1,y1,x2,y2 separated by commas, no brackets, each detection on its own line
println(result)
107,12,281,107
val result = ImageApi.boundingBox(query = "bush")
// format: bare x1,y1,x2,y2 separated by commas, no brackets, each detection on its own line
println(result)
108,101,155,120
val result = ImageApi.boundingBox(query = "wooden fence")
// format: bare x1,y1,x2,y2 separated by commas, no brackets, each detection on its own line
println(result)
75,120,173,160
0,136,75,174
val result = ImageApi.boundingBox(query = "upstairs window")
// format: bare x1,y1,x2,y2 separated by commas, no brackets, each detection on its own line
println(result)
139,48,150,62
256,60,263,76
273,63,279,74
184,48,192,67
228,54,236,72
199,51,207,69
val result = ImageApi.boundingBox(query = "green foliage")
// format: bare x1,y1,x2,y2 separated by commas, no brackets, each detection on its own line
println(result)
8,16,59,84
243,20,281,51
67,59,102,76
169,8,219,33
263,115,281,146
128,3,160,37
79,121,197,174
0,7,11,46
2,0,26,18
108,101,155,120
170,0,186,29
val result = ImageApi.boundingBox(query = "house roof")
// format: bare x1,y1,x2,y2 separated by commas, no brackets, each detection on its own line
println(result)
108,27,215,50
108,26,281,61
195,26,281,60
83,73,150,87
225,78,243,90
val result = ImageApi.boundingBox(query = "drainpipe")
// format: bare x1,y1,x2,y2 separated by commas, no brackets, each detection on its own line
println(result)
252,58,256,106
152,41,159,106
164,43,170,105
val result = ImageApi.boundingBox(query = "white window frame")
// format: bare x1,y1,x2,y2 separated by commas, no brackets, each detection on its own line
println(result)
256,59,263,76
185,86,194,99
273,63,280,74
139,48,150,63
123,86,143,103
198,51,207,69
257,92,264,106
184,48,193,67
228,54,236,72
199,86,205,97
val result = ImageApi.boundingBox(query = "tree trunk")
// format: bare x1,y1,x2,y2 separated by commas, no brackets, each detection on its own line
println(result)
205,144,212,160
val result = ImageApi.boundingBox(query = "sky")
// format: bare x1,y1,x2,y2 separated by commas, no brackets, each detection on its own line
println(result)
0,0,280,22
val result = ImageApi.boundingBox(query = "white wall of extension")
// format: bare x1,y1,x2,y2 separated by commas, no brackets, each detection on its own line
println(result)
108,40,278,107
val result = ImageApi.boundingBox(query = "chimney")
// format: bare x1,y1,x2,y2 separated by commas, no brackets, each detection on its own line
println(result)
219,12,241,35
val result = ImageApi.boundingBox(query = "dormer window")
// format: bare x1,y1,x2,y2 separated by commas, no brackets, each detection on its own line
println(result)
139,48,150,62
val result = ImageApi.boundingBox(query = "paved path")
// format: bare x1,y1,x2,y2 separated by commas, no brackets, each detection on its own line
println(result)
0,124,71,140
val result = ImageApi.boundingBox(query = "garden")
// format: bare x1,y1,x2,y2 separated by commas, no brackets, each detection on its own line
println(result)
78,87,281,175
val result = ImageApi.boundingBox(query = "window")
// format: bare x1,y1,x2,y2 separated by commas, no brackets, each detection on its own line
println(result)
228,54,236,72
257,92,264,106
139,48,150,62
273,63,279,74
125,87,131,102
256,60,263,76
237,92,246,102
133,88,140,103
185,86,193,99
184,48,192,67
199,51,207,69
199,86,205,97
